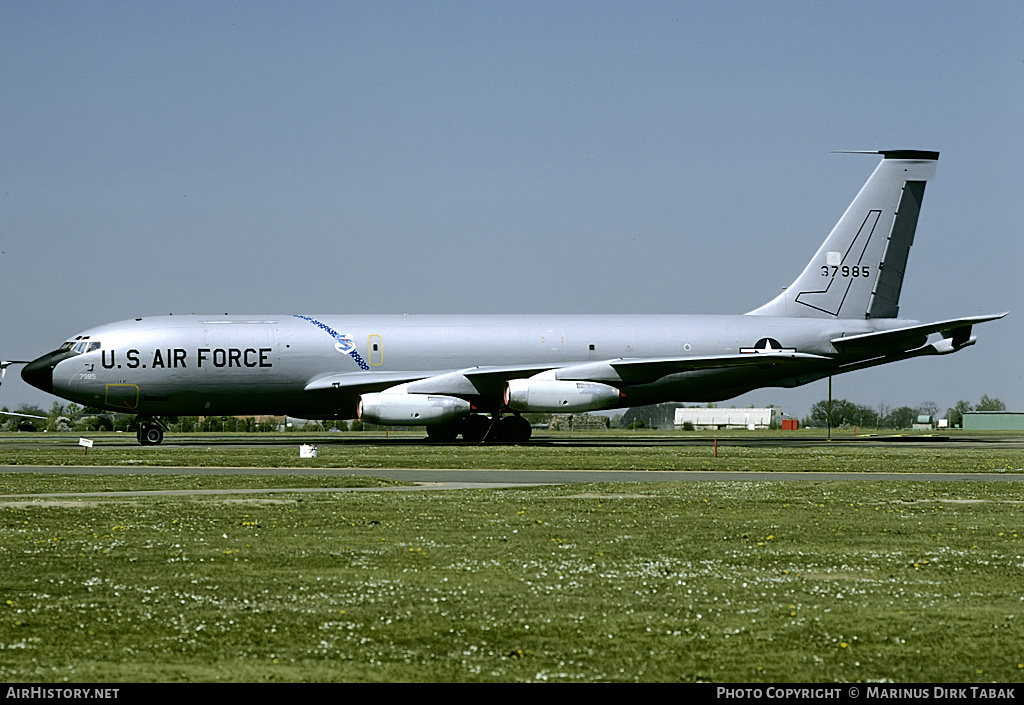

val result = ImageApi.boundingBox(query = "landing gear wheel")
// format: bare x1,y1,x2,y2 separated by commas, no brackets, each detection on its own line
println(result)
137,422,164,446
426,422,459,442
460,414,492,443
495,414,532,443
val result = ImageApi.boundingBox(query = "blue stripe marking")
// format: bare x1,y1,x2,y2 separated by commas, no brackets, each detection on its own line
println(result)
292,314,370,370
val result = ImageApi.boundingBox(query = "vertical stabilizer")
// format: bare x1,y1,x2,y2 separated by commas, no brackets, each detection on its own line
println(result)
749,151,938,319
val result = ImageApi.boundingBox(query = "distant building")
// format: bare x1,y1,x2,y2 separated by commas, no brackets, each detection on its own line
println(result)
912,414,935,430
620,403,685,430
961,411,1024,431
674,407,780,430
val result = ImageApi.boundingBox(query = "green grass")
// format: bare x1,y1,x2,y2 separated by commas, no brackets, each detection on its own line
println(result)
0,473,408,496
3,430,1024,474
1,474,1023,682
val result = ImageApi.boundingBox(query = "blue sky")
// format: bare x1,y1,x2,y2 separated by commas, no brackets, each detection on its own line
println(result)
2,1,1022,419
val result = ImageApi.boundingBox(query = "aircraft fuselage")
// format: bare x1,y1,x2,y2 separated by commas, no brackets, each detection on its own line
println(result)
24,312,909,419
16,151,1005,444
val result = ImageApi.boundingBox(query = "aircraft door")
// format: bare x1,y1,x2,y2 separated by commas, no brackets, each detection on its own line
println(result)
105,384,139,412
540,329,566,362
368,334,383,366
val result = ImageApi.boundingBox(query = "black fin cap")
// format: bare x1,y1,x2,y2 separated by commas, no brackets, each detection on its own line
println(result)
879,150,939,161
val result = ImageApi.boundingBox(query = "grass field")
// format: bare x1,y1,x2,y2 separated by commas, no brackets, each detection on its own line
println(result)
2,429,1024,475
1,433,1023,682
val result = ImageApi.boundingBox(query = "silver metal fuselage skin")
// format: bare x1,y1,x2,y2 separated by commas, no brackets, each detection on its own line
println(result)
41,312,902,418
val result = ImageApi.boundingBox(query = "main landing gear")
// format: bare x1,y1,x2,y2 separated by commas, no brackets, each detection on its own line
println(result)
426,412,532,444
136,419,165,446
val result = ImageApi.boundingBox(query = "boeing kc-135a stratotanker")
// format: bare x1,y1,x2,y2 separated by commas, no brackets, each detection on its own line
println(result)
18,151,1005,444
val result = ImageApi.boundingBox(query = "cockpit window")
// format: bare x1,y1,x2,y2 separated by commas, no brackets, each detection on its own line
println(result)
58,342,75,353
67,341,101,354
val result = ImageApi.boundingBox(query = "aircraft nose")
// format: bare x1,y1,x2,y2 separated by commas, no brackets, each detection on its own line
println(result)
21,354,58,394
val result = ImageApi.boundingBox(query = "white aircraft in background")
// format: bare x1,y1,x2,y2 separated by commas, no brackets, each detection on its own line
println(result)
1,361,46,423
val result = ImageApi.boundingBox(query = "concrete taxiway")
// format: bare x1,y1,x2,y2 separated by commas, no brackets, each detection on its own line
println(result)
2,466,1023,502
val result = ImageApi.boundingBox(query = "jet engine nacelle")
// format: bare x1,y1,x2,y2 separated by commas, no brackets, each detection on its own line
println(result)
357,393,471,425
504,379,621,413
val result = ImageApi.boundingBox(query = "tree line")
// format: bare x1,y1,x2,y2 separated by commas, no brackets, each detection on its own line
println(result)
802,395,1006,429
0,402,285,433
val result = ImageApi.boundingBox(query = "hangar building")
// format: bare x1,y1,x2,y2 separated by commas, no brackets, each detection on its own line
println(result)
674,407,780,430
961,411,1024,431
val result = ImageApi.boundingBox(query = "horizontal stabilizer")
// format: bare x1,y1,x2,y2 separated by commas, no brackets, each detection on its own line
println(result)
831,313,1007,353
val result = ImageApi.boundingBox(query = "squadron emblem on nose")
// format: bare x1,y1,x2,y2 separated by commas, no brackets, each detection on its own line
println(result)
334,335,355,354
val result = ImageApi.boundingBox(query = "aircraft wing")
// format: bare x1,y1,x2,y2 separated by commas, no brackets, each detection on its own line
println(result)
831,313,1008,353
538,351,830,385
303,370,448,393
0,410,46,419
305,352,829,398
304,364,578,398
608,351,827,378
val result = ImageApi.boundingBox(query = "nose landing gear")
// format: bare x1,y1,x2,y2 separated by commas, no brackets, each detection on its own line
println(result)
136,419,165,446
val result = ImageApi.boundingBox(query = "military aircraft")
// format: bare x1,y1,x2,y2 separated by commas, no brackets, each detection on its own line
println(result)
1,361,46,427
17,150,1004,444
